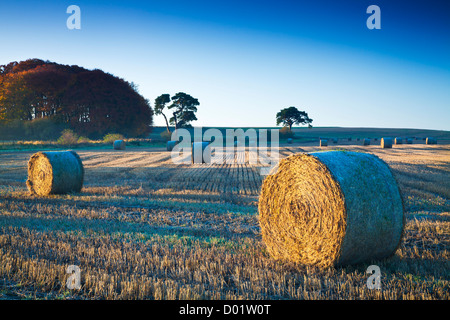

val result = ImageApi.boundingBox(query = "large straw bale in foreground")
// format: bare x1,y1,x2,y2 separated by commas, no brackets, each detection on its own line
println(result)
26,151,84,196
258,151,404,268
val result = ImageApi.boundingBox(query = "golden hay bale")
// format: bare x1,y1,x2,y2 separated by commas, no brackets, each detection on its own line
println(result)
320,139,328,147
167,140,178,151
394,137,403,145
381,137,392,148
426,137,437,145
191,142,211,164
363,138,370,146
258,151,404,268
113,140,126,150
26,151,84,196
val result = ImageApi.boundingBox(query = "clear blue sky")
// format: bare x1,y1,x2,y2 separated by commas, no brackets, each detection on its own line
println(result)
1,0,449,130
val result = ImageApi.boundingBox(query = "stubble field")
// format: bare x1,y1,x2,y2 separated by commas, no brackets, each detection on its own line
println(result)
0,140,449,300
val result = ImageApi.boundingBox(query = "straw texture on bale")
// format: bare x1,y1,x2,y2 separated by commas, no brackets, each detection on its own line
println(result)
258,151,404,268
363,138,370,146
113,140,126,150
395,137,403,145
426,137,437,145
381,137,392,148
167,140,178,151
191,142,211,164
26,151,84,196
320,139,328,147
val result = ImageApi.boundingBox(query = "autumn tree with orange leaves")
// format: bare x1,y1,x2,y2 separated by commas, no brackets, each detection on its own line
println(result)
0,59,153,138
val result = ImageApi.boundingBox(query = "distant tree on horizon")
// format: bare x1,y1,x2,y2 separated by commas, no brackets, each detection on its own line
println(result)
154,94,172,133
168,92,199,129
276,106,313,131
154,92,200,131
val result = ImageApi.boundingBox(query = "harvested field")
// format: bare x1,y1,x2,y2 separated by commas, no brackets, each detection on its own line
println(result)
0,143,449,300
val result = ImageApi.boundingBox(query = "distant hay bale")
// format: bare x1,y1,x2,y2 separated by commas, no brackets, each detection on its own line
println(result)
191,142,211,164
113,140,126,150
394,137,403,145
381,137,392,148
258,151,404,268
426,137,437,145
374,138,378,141
26,151,84,196
320,139,328,147
167,140,178,151
406,138,413,144
287,138,293,144
363,138,370,146
332,138,338,144
348,137,352,141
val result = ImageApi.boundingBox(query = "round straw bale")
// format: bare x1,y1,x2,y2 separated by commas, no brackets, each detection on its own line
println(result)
287,138,293,144
394,137,403,145
381,137,392,148
258,151,404,268
113,140,126,150
426,137,437,145
191,142,211,164
406,138,413,144
167,140,178,151
320,139,328,147
26,150,84,196
363,138,370,146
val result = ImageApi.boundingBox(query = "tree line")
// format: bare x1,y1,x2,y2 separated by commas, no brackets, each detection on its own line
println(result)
0,59,153,138
1,59,312,141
